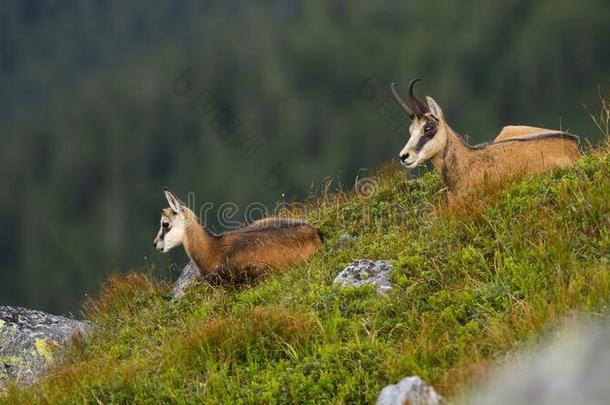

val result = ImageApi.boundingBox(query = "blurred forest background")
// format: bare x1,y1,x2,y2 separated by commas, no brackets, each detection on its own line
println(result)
0,0,609,314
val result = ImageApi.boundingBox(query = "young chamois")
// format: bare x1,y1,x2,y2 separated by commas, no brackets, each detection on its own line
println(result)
153,188,323,283
391,79,581,199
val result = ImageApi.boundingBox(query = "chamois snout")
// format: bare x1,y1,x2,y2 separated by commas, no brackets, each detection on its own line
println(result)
153,235,165,252
153,237,161,251
399,144,419,168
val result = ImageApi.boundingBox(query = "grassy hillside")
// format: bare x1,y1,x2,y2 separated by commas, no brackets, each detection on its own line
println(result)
3,0,610,315
3,138,610,403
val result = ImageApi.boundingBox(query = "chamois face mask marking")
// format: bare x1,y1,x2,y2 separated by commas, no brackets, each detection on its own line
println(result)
400,114,446,168
154,210,187,253
154,189,188,253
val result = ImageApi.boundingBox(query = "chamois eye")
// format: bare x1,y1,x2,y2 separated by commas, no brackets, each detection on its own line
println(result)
424,124,435,134
162,222,170,229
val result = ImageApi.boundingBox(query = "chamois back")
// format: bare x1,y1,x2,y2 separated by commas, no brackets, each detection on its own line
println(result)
492,131,580,146
219,218,323,271
494,125,552,142
448,132,581,199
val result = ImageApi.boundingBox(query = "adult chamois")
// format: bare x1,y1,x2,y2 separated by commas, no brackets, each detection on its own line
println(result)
154,188,323,284
391,79,581,199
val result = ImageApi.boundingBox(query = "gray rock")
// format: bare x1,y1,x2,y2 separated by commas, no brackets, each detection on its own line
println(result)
333,259,394,296
338,233,355,246
0,305,90,386
377,376,443,405
467,321,610,405
171,261,201,299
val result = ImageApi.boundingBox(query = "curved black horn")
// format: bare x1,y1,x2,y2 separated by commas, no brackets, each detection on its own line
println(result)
408,78,428,117
391,82,414,119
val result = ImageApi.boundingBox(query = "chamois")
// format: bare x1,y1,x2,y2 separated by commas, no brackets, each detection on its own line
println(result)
391,79,581,199
153,188,323,283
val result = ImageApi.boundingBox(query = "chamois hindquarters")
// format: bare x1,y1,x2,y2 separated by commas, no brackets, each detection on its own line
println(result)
209,219,323,283
248,217,325,248
226,221,322,267
508,134,581,167
196,221,323,286
468,135,581,193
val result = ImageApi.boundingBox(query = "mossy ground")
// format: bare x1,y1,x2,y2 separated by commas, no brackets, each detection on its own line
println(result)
3,136,610,404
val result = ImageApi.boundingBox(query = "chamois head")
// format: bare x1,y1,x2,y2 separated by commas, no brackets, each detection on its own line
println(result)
392,79,448,168
153,188,191,253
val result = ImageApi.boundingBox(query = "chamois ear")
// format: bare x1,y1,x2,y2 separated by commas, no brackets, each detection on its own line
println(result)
426,96,444,121
164,187,184,214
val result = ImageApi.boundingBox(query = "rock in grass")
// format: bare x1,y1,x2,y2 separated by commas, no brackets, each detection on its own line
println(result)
333,259,394,296
171,261,201,299
0,306,89,386
338,233,355,246
377,376,443,405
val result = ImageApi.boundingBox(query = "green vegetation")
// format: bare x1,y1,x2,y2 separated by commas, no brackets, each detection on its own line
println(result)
3,133,610,402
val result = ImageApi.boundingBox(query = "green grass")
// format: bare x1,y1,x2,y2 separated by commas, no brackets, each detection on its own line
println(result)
4,146,610,404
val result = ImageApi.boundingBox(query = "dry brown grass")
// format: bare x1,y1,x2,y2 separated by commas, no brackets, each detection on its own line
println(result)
83,271,162,317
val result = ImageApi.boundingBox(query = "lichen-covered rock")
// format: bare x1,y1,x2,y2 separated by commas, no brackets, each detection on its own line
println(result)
377,376,443,405
171,261,202,299
0,305,89,386
338,233,355,246
333,259,394,296
468,322,610,405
